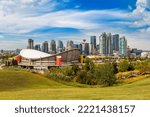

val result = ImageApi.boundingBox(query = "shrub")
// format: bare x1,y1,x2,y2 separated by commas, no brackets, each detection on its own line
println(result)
118,60,130,72
134,61,142,70
86,71,97,85
76,70,87,84
72,64,80,75
62,66,74,76
75,70,96,85
128,63,135,71
94,63,116,86
112,62,118,73
84,58,95,73
139,60,150,74
46,68,73,82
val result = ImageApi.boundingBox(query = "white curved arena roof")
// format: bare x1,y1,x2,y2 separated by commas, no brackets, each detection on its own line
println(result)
20,49,51,59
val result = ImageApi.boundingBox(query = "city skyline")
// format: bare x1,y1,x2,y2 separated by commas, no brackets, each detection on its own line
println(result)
0,0,150,50
26,32,129,57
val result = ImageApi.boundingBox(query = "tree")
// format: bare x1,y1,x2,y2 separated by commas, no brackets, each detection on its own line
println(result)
118,60,130,72
12,59,18,66
94,63,116,86
76,70,87,84
86,71,96,85
112,62,118,73
63,66,74,76
84,58,95,73
128,63,135,71
72,64,80,75
139,60,150,74
75,70,96,85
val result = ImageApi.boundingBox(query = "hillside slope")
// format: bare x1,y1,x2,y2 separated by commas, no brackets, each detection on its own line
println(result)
0,69,150,99
0,69,67,91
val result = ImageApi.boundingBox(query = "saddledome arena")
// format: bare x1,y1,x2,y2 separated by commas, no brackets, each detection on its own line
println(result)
17,49,80,69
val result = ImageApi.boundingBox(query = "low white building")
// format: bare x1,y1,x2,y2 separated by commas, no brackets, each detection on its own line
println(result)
141,52,150,58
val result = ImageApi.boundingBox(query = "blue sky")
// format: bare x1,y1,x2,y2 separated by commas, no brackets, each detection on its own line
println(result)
66,0,136,10
0,0,150,50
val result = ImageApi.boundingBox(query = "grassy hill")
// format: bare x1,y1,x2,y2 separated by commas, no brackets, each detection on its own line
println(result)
0,69,150,100
0,69,68,91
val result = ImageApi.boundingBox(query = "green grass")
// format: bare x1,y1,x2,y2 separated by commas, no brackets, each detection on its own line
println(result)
0,69,68,91
0,69,150,100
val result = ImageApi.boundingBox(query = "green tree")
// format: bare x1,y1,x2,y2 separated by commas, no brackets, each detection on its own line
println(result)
86,71,96,85
12,59,18,66
94,63,116,86
112,62,118,73
118,60,130,72
84,58,95,73
72,64,80,75
139,60,150,74
128,63,135,71
76,70,87,84
63,66,74,76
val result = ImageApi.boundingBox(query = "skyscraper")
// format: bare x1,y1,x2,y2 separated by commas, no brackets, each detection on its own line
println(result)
50,40,56,54
106,33,113,55
15,49,21,54
27,39,34,49
73,44,79,49
78,44,82,54
99,32,112,55
89,43,95,55
119,36,127,56
81,40,89,55
42,41,49,53
35,44,41,51
83,43,89,55
66,40,73,50
57,40,64,53
99,32,106,54
112,34,119,52
90,36,96,49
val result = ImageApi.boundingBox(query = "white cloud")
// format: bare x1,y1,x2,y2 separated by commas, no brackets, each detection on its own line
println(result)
0,0,129,34
0,0,150,50
131,0,150,26
0,0,58,16
0,8,128,33
136,0,150,9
